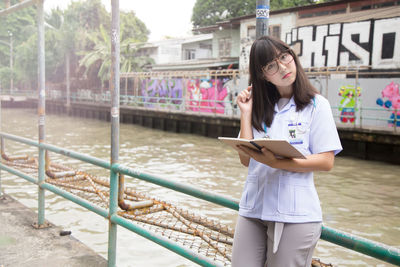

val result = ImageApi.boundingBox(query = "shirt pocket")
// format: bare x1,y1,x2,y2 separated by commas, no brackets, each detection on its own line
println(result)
277,179,316,216
239,175,259,210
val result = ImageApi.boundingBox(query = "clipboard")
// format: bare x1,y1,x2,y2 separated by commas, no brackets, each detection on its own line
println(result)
218,137,306,159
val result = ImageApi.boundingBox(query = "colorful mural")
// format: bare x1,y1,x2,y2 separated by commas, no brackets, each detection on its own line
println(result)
140,78,183,108
338,85,361,123
187,79,228,114
140,77,231,114
376,81,400,127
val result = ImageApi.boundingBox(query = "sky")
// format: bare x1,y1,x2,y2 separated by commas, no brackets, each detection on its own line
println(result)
44,0,197,41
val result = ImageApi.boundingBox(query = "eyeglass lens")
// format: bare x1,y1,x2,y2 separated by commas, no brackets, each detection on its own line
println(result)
264,52,293,75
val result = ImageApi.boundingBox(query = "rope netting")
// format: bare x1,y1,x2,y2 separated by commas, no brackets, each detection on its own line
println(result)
1,153,333,267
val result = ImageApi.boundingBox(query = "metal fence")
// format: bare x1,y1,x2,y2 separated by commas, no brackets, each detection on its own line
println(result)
1,132,400,266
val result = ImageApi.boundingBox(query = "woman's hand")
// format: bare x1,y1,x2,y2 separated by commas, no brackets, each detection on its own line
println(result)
236,86,253,116
237,145,278,168
237,145,335,172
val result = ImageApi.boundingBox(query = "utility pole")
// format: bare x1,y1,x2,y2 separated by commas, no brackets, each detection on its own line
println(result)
256,0,270,38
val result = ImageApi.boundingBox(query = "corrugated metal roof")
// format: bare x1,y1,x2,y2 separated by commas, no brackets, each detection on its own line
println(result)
152,58,238,71
297,5,400,26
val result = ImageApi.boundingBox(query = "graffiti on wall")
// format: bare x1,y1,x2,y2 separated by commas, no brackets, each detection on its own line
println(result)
140,78,232,114
187,79,228,114
376,82,400,127
285,17,400,69
240,36,254,70
141,78,183,107
338,85,361,123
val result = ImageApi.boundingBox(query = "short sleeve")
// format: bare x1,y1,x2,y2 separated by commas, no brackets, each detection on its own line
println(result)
309,95,342,155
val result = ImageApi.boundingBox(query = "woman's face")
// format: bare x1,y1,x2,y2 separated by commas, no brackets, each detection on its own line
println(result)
262,50,297,91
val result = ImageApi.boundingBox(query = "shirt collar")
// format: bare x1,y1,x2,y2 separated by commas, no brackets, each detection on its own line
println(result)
274,96,295,113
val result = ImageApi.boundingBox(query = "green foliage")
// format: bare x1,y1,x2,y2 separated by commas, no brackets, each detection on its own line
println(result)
79,24,153,87
270,0,317,10
14,33,37,90
0,0,36,86
121,11,150,43
192,0,256,28
192,0,332,27
0,67,12,89
1,0,151,91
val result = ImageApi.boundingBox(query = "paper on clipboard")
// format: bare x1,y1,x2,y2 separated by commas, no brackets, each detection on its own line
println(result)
218,137,306,159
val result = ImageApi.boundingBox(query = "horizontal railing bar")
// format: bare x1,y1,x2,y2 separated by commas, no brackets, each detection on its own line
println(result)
39,143,111,170
41,182,109,218
321,225,400,266
110,214,223,267
0,132,39,147
0,163,38,184
0,133,111,169
112,164,240,210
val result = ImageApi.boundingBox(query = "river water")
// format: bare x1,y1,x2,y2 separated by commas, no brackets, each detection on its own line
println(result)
1,108,399,267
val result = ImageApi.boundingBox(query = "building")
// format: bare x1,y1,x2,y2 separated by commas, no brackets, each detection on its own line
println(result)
135,34,239,71
193,0,400,71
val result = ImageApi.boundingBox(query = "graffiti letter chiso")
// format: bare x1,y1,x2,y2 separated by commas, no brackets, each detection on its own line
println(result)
285,17,400,69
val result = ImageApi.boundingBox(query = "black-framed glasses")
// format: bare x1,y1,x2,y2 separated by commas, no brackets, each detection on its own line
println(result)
262,50,294,75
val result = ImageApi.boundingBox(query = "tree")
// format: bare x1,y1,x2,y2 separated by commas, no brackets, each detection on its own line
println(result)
0,0,36,90
79,23,153,90
191,0,331,28
192,0,256,28
270,0,318,10
45,7,82,107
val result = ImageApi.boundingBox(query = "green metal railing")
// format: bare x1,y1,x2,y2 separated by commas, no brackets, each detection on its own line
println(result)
0,131,399,266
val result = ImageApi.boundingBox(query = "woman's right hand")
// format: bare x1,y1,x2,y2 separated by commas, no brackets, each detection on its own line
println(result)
236,86,253,115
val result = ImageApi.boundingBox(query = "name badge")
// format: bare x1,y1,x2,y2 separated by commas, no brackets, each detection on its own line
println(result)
288,123,303,145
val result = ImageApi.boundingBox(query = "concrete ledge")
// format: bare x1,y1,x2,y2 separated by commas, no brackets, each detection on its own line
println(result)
0,193,107,267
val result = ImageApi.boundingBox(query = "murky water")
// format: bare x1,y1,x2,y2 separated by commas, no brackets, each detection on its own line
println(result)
1,108,399,267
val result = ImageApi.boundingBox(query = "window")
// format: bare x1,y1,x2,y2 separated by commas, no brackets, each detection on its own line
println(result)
247,26,256,39
219,38,231,57
184,49,196,60
199,43,212,50
269,25,281,39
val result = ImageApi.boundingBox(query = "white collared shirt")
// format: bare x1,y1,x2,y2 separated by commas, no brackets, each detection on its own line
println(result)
239,94,342,223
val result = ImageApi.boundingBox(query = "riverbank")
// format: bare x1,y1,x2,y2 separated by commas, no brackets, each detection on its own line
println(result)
0,193,107,266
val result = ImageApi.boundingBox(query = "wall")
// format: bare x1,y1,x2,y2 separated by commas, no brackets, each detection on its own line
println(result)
138,77,239,115
313,78,400,128
239,14,296,70
212,29,241,58
182,40,212,59
285,17,400,69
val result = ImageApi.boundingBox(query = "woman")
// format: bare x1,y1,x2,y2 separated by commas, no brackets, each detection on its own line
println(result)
232,36,342,267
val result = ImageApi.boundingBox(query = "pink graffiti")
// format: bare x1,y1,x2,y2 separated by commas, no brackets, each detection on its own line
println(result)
376,81,400,127
187,79,228,114
381,81,399,99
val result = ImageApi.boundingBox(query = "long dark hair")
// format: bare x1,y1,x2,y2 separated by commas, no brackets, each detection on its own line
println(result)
249,36,317,131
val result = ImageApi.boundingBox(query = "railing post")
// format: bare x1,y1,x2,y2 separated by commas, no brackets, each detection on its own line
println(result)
108,0,120,266
36,0,46,227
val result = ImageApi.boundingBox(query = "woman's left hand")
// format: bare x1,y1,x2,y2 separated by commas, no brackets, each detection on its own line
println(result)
237,145,278,168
